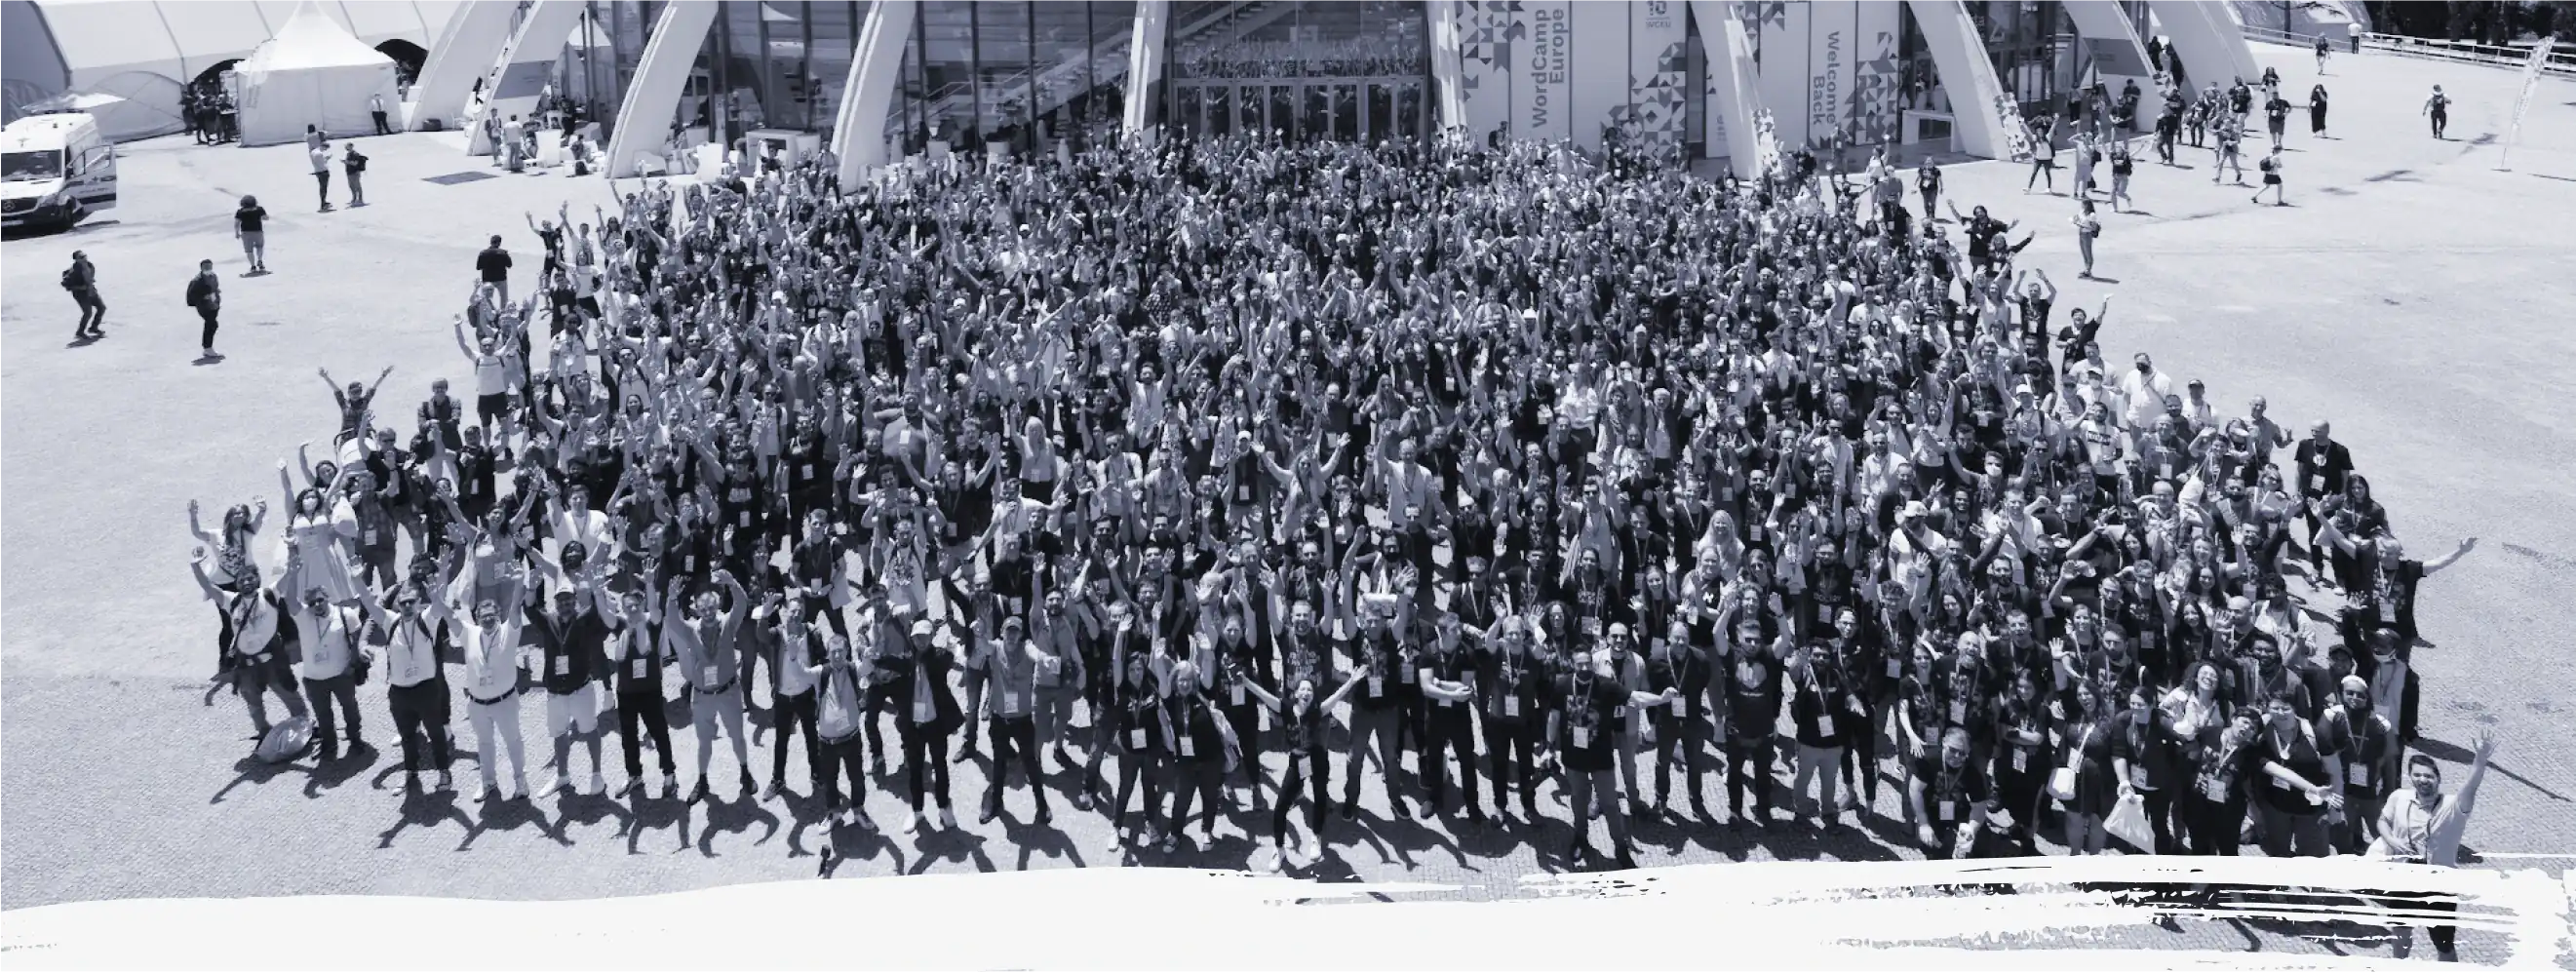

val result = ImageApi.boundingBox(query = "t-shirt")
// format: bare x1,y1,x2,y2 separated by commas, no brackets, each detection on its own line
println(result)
236,206,267,233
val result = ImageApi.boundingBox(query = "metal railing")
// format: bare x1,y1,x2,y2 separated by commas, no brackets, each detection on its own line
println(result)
2355,32,2575,77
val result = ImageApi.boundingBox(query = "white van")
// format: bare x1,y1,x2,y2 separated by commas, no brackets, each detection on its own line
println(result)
1,112,118,231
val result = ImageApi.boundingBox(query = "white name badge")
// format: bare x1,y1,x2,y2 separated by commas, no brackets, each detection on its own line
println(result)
1178,735,1195,758
915,699,935,723
1571,726,1591,749
1887,659,1902,678
2378,601,2397,623
1368,677,1384,698
2308,474,2325,492
702,665,720,683
553,655,569,676
1399,665,1417,685
364,528,380,545
1669,695,1686,716
1939,799,1958,823
1007,689,1025,716
685,556,697,571
739,511,752,527
1130,728,1148,749
1750,525,1767,541
632,658,650,679
2351,764,2371,788
1948,701,1967,725
2201,776,2229,801
1230,683,1245,706
801,464,815,479
2012,748,2030,773
1503,696,1520,718
1815,714,1837,737
1817,603,1835,623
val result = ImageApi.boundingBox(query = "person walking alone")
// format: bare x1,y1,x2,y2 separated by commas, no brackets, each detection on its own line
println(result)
187,259,223,360
2253,145,2286,207
343,144,370,208
63,251,104,339
371,93,391,136
234,195,268,274
2107,140,2134,214
2422,86,2449,139
2307,85,2330,138
2073,200,2103,279
2025,117,2058,194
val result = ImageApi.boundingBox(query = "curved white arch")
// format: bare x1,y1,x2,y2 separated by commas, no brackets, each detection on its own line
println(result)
605,0,718,178
830,0,917,183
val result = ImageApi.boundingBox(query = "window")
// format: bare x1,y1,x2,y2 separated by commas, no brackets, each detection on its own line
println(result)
2,150,63,181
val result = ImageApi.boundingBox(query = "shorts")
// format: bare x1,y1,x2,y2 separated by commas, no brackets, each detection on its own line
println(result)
242,230,265,249
477,392,511,423
547,683,601,735
2264,174,2282,185
690,681,745,728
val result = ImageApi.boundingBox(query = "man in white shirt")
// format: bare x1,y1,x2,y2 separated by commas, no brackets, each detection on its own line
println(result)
294,588,369,761
2116,352,2175,440
449,563,531,801
364,584,454,792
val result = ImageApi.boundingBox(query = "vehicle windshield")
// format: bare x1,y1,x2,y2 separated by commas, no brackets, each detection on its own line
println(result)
2,149,63,182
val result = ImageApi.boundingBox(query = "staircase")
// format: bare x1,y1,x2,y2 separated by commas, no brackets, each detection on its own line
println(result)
917,0,1281,134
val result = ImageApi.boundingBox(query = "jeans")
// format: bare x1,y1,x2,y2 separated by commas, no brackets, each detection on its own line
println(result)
1275,751,1328,839
1165,758,1225,834
985,716,1049,815
1111,750,1163,832
72,289,103,332
816,734,867,807
1482,716,1539,811
199,307,221,350
302,672,362,749
1563,764,1630,848
387,680,453,773
769,690,820,790
1728,737,1776,818
314,171,332,208
1418,707,1479,811
2258,802,2332,857
1343,704,1407,809
1792,742,1844,819
900,724,953,811
616,687,676,780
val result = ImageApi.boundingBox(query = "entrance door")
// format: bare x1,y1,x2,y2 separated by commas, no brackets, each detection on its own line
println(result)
1169,77,1423,143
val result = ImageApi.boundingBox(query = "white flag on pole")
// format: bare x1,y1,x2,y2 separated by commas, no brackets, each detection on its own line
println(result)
2502,37,2556,169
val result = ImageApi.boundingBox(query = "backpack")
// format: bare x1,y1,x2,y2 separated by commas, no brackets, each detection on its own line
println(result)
60,266,80,291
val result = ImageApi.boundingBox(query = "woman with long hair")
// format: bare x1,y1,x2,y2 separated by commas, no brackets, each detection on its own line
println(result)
2055,679,2119,854
1241,672,1356,871
277,460,359,605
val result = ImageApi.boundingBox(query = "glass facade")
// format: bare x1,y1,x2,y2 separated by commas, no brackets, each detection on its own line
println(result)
553,0,2155,166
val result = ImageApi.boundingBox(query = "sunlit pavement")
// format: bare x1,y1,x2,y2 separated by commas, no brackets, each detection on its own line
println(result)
4,44,2572,964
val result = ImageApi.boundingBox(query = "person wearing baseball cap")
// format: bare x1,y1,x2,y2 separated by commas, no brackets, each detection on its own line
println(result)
976,612,1051,827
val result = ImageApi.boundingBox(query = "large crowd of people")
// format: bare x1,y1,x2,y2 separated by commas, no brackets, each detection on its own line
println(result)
181,108,2484,930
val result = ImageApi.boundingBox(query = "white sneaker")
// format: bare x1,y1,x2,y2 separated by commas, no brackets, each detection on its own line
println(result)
588,772,605,796
555,773,574,797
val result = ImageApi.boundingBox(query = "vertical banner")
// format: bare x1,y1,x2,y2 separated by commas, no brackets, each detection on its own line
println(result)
1569,0,1628,152
1623,0,1689,160
1754,1,1810,148
2501,37,2555,169
1704,5,1730,161
1848,0,1900,148
1805,0,1852,152
1514,0,1573,142
1457,0,1516,144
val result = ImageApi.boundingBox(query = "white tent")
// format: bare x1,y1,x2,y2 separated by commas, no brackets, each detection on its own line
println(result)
234,1,399,147
26,83,185,142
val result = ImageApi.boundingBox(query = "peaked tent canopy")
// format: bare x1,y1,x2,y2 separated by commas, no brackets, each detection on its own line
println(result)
234,0,398,146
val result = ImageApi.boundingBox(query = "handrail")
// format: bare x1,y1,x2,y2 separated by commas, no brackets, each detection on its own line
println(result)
2355,32,2576,76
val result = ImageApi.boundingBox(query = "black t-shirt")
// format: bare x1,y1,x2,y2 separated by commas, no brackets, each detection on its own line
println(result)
1916,758,1993,827
478,247,513,282
235,206,267,233
1554,672,1626,772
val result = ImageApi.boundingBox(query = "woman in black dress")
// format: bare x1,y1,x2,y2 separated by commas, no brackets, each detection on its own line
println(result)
2306,85,2329,137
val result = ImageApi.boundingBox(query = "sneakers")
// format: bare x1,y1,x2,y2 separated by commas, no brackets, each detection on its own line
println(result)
587,772,605,796
938,807,958,831
555,773,575,797
901,812,925,835
687,779,712,804
761,781,782,802
435,770,453,793
1034,805,1053,827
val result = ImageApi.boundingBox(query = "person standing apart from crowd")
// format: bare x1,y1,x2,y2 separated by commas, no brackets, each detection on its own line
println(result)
187,259,224,359
2422,86,2450,139
501,115,527,173
1917,162,1942,222
62,251,103,339
307,130,333,212
2264,91,2292,151
477,235,513,305
2025,117,2058,194
2072,201,2103,279
2071,132,2098,200
342,144,369,208
2107,141,2135,214
2253,146,2287,207
2368,729,2492,961
234,195,268,274
2315,34,2331,73
2307,85,2330,138
371,93,391,136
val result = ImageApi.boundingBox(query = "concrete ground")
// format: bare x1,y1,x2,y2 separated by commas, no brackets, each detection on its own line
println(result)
4,43,2572,962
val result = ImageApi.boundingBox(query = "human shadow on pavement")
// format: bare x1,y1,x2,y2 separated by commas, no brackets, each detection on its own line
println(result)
456,791,558,850
817,819,905,878
686,792,783,858
547,789,635,847
1001,813,1086,872
212,747,311,804
619,782,693,854
299,745,381,798
373,786,475,847
904,826,996,875
2412,736,2570,803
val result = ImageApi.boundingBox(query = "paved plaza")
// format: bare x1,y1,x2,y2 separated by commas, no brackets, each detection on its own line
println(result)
4,43,2574,963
